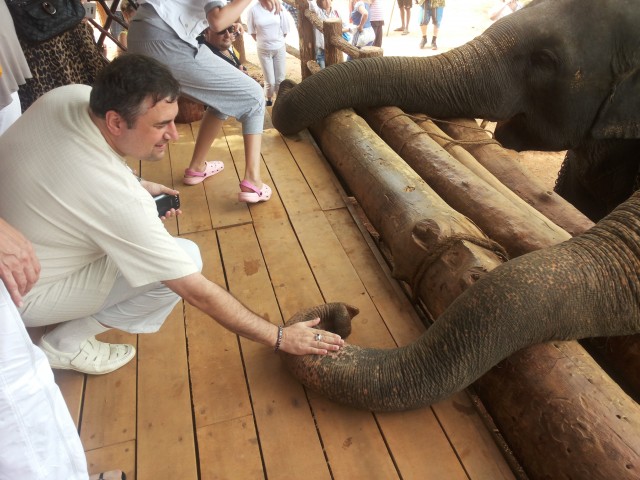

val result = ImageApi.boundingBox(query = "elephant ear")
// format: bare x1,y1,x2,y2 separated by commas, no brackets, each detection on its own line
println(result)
592,68,640,139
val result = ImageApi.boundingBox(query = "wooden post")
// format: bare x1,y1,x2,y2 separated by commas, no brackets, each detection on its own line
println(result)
323,18,344,67
297,0,315,79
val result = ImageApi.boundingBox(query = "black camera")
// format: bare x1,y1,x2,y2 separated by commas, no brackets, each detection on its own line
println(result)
154,194,180,217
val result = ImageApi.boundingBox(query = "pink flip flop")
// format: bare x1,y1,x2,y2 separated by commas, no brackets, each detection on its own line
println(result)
183,160,224,185
238,180,272,203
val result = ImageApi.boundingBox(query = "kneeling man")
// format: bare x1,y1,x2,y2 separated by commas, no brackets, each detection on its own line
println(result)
0,54,342,375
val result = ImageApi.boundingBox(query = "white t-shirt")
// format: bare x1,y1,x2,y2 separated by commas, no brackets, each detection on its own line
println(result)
0,84,198,323
246,2,290,50
139,0,224,47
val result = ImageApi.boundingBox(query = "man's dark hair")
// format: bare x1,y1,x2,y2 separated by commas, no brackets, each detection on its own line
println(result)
90,54,181,128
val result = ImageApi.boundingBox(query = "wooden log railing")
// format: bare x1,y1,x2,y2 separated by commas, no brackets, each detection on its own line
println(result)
283,0,383,79
90,0,130,54
305,105,640,480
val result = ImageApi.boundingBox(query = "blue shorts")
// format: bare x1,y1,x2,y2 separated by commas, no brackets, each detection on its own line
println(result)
419,4,444,27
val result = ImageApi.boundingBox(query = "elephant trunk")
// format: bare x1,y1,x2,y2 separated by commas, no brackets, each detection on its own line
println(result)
272,37,515,136
281,193,640,411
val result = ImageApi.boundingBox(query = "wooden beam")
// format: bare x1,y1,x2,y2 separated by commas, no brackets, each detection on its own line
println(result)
358,106,570,258
435,118,595,237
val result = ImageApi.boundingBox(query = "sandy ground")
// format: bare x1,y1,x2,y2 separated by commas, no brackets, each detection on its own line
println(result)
242,0,564,191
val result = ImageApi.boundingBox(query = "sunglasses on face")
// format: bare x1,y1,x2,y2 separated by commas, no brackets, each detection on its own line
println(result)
217,26,236,35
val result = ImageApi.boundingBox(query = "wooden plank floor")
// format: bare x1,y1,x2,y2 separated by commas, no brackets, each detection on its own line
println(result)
51,110,517,480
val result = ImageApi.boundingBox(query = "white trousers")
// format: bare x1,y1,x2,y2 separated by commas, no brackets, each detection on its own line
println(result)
0,91,22,136
257,45,287,99
24,238,203,348
0,283,89,480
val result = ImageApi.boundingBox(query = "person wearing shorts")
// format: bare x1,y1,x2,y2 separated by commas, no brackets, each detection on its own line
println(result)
394,0,412,34
128,0,273,202
418,0,444,50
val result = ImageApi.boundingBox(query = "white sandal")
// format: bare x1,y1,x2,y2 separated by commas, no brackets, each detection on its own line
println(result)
39,336,136,375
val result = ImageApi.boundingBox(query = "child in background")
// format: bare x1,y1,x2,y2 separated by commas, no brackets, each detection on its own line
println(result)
247,0,290,106
350,0,374,49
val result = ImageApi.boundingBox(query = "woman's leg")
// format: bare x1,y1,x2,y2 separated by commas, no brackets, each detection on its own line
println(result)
258,47,276,101
273,45,287,96
185,110,225,174
241,133,263,190
128,29,268,194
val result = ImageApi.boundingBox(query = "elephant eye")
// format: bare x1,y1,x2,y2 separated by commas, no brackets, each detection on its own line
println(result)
530,49,559,70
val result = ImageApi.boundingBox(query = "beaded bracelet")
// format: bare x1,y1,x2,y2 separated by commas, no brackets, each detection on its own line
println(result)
274,325,284,353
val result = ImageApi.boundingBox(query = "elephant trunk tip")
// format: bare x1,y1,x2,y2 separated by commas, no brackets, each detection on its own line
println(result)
285,302,359,339
324,302,359,338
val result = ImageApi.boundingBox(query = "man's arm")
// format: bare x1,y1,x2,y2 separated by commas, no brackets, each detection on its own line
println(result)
164,273,344,355
0,218,40,307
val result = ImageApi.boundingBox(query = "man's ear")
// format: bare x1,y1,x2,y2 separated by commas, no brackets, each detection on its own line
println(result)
104,110,127,136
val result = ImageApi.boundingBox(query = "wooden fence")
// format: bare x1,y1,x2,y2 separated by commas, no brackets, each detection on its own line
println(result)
283,0,383,78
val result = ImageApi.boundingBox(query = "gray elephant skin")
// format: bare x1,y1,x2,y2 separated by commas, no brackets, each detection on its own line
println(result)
280,190,640,411
272,0,640,222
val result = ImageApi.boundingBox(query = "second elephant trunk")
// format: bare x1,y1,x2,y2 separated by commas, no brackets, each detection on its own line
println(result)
281,193,640,411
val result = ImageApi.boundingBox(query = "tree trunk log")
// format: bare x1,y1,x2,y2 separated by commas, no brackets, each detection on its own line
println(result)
309,109,504,318
475,341,640,480
358,106,570,258
435,118,595,237
586,335,640,400
308,108,640,480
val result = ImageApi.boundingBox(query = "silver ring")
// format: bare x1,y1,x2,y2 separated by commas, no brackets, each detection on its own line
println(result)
314,333,323,342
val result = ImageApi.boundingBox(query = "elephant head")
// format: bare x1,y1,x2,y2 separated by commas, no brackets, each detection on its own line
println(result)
279,192,640,411
272,0,640,220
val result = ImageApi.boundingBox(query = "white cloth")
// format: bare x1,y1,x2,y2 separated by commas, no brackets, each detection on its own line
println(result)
137,0,222,47
0,0,32,109
0,91,21,135
44,237,201,349
246,2,290,50
0,85,199,326
0,283,89,480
